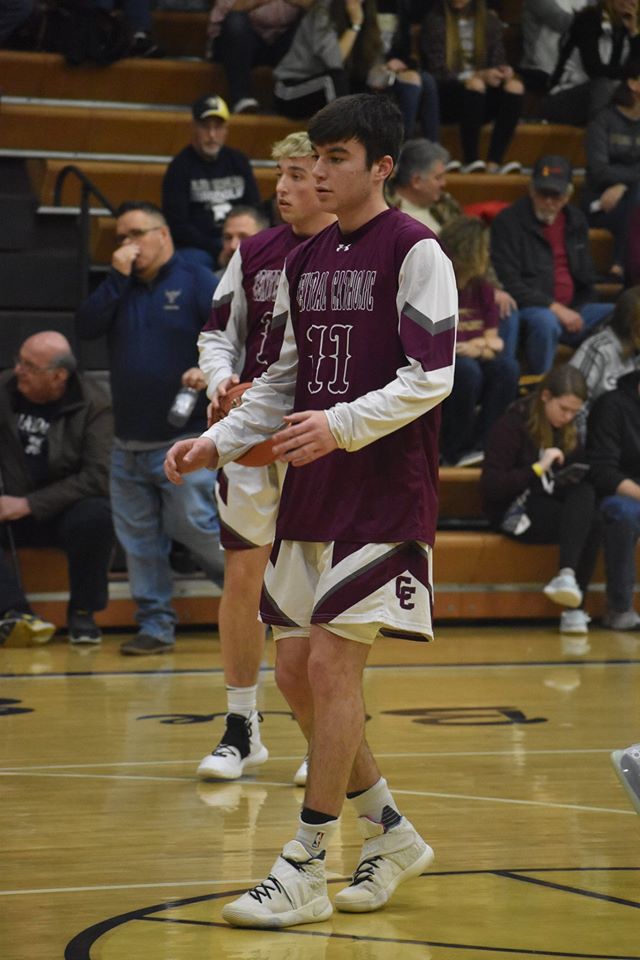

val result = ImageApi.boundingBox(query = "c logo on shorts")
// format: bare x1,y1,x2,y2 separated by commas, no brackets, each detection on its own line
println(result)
395,575,416,610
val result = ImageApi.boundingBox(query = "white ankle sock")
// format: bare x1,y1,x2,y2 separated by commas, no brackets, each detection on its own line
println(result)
226,684,257,718
347,777,400,824
295,814,339,856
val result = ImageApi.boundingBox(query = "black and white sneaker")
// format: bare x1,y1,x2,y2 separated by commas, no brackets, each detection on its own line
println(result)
197,711,268,780
68,610,102,645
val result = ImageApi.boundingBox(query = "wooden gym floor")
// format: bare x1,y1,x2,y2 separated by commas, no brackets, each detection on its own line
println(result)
1,623,639,960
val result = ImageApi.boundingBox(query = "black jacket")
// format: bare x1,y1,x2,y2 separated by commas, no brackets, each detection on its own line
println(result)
490,195,596,309
0,370,113,520
551,4,640,88
587,369,640,496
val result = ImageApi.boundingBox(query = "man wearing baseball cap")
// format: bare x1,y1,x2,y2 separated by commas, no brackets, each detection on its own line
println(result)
491,154,613,374
162,95,261,272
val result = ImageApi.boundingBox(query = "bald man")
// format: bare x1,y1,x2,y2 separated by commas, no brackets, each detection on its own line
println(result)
0,332,114,647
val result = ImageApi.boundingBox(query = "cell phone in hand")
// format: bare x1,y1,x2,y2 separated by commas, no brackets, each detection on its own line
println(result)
552,462,590,485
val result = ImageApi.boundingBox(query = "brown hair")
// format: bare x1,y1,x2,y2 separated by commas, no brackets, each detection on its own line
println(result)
444,0,487,74
330,0,382,85
439,215,489,290
527,365,587,453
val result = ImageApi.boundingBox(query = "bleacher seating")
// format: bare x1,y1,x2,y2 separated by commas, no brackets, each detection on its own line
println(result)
0,26,624,629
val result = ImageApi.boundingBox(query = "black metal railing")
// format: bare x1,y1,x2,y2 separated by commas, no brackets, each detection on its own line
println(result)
53,164,115,301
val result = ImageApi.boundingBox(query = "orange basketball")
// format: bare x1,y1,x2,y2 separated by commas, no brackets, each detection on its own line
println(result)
218,381,278,467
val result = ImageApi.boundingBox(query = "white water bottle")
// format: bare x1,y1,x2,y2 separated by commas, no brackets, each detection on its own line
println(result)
168,387,198,427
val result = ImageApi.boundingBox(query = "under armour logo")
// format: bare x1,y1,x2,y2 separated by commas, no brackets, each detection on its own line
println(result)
336,243,351,252
396,575,416,610
165,289,182,306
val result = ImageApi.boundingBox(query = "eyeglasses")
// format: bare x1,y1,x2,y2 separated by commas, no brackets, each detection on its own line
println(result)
115,226,163,244
14,355,54,374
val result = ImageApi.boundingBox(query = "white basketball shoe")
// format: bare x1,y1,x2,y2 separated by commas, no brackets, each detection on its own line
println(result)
197,711,268,780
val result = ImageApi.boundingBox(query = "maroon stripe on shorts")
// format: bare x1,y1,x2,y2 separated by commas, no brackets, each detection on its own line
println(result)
312,542,431,624
219,520,257,551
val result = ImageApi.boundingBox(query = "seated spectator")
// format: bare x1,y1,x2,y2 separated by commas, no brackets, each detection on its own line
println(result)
375,0,440,140
587,368,640,629
272,0,382,118
541,0,640,125
91,0,164,57
420,0,524,173
0,332,114,647
162,95,261,271
207,0,312,114
76,201,224,656
491,154,613,374
390,137,519,356
439,215,520,466
570,285,640,413
520,0,591,95
215,205,269,278
481,365,600,635
584,57,640,283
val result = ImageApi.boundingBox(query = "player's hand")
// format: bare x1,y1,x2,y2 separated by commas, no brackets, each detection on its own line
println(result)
164,438,218,484
112,242,140,276
209,374,241,424
272,410,338,466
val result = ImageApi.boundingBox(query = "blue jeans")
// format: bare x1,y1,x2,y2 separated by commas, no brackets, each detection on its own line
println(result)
518,302,613,374
110,447,223,643
600,494,640,613
394,71,440,142
498,308,520,362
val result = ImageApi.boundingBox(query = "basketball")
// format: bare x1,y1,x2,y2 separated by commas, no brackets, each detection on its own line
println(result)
218,381,278,467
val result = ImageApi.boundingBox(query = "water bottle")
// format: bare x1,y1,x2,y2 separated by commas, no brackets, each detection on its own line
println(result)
167,387,198,427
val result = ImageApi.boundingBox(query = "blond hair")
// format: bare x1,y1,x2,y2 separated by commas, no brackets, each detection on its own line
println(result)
271,131,314,161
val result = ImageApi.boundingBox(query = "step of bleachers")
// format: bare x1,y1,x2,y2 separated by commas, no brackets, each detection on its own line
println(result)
0,100,302,160
27,156,278,210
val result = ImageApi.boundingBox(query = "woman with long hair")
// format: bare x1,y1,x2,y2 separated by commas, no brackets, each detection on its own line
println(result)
481,365,601,634
420,0,524,172
439,215,519,465
272,0,382,118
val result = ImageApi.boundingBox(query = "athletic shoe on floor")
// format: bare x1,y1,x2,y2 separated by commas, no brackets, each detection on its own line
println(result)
222,840,332,928
119,634,174,655
602,609,640,630
197,711,268,780
293,756,308,786
0,610,56,648
543,569,582,608
334,812,434,913
611,744,640,814
559,609,590,635
68,610,102,645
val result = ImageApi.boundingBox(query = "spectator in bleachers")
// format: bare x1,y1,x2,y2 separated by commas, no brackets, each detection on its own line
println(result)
541,0,640,125
373,0,440,140
207,0,313,114
272,0,382,118
76,201,225,656
0,0,34,45
0,332,114,647
481,364,600,635
389,138,519,356
215,205,269,278
91,0,164,57
588,368,640,628
584,57,640,283
491,154,613,374
520,0,592,96
420,0,524,173
570,285,640,412
162,95,261,272
439,215,519,466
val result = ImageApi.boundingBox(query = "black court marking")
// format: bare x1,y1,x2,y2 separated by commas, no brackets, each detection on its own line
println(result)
64,868,640,960
4,656,640,680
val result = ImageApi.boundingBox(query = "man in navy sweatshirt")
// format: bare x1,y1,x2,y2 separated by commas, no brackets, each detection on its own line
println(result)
76,201,224,655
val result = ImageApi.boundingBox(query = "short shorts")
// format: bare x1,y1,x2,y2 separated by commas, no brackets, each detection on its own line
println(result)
215,460,286,550
260,539,434,645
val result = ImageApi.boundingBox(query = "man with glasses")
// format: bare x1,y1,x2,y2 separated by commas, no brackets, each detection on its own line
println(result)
76,201,224,656
0,331,114,647
491,155,613,374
